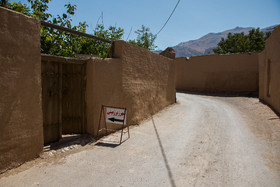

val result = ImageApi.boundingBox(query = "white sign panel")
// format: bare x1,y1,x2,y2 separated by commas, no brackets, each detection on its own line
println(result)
105,108,127,125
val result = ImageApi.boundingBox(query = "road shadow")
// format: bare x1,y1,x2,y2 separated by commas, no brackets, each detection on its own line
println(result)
45,134,96,151
95,138,129,148
269,117,280,120
96,130,130,148
176,90,258,98
95,142,119,148
259,99,280,118
151,116,177,187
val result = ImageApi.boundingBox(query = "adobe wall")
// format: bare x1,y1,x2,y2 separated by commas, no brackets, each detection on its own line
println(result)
113,41,176,125
86,58,123,135
175,53,259,93
259,25,280,114
0,7,43,172
86,41,176,136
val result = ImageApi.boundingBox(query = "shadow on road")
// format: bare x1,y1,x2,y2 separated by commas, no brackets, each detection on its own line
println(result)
151,116,177,187
95,142,120,148
44,134,95,151
268,117,280,120
95,130,130,148
176,90,258,98
95,137,130,148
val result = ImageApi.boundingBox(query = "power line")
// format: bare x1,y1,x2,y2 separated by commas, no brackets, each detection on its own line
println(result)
126,27,133,41
156,0,181,36
96,11,103,27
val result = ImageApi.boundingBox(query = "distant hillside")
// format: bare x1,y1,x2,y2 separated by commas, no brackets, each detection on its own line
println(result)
173,25,278,57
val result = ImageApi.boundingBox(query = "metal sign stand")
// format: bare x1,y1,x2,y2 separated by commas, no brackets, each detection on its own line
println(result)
97,105,130,144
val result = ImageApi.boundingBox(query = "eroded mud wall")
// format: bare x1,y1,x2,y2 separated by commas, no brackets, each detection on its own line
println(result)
86,41,176,135
86,58,123,135
259,26,280,114
0,7,43,172
114,41,176,125
175,53,259,93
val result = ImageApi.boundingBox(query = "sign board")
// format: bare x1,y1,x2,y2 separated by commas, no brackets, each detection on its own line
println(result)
105,107,127,125
97,105,130,144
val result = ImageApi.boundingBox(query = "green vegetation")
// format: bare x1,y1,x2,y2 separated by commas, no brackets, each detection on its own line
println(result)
129,25,157,51
213,28,271,54
0,0,157,57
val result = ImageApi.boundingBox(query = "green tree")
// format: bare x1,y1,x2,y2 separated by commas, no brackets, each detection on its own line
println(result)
40,3,88,57
2,1,156,57
247,28,268,52
0,0,30,14
28,0,52,20
213,28,271,54
1,0,124,58
129,25,157,51
0,0,8,6
80,24,124,58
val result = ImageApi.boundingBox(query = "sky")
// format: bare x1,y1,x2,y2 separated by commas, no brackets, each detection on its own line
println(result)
15,0,280,50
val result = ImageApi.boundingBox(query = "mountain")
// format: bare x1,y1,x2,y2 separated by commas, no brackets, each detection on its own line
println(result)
261,25,276,33
173,25,278,57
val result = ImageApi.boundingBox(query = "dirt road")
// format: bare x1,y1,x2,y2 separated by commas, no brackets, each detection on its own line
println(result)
1,93,280,187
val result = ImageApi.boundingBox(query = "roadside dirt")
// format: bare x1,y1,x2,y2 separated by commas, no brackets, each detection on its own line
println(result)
219,96,280,172
0,93,280,187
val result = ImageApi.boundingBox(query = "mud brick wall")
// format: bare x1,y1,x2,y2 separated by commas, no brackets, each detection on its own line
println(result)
86,41,176,135
114,41,176,124
259,25,280,114
0,7,43,172
175,53,259,93
86,58,123,135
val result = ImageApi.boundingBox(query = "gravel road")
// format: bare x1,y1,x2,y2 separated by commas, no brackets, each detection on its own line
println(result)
1,92,280,187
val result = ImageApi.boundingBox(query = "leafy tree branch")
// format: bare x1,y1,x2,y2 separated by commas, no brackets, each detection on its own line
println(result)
213,28,271,54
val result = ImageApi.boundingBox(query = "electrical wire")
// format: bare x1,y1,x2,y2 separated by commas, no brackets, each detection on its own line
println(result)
96,11,104,27
126,27,133,41
156,0,181,36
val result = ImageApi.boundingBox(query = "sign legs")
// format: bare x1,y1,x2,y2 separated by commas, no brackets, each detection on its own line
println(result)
97,105,130,144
